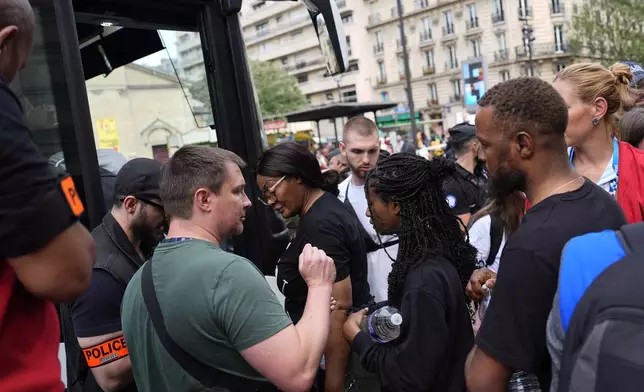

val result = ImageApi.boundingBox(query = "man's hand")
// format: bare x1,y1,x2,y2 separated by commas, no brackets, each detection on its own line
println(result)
466,267,497,302
343,308,367,343
299,244,336,289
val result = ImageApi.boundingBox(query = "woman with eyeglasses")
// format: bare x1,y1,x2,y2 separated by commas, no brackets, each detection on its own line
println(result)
257,141,372,392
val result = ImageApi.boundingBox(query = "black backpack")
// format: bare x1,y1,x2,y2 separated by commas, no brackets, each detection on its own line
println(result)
557,222,644,392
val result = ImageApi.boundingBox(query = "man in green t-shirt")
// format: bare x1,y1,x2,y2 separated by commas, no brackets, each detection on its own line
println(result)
121,145,336,392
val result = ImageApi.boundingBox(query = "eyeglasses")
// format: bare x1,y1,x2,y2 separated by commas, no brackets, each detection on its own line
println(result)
136,196,164,212
258,176,286,206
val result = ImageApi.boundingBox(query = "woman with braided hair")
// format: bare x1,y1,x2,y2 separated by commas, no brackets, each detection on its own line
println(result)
343,153,476,392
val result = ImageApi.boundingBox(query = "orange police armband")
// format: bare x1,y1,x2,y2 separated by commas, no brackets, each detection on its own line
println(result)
82,335,129,368
60,176,85,217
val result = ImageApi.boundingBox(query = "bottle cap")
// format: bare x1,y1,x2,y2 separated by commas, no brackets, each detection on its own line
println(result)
390,313,403,326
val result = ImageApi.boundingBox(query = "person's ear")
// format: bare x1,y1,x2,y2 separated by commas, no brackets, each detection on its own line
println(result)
122,196,139,214
515,132,534,159
195,188,212,213
391,201,401,215
592,97,608,121
339,142,346,156
0,26,18,54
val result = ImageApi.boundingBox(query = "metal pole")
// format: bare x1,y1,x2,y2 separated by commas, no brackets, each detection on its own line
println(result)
333,118,339,147
396,0,417,144
316,120,322,144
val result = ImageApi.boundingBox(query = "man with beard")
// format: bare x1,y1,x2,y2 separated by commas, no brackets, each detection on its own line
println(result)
442,122,488,226
464,78,626,392
70,158,165,392
339,116,398,304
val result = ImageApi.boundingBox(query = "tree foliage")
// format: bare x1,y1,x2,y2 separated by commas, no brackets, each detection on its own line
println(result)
188,60,306,120
569,0,644,66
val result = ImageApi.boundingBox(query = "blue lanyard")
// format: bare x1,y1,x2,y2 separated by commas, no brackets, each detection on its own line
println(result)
160,237,195,244
569,137,619,174
569,137,619,193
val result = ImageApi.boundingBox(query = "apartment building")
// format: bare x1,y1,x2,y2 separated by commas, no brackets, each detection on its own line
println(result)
366,0,581,127
176,31,205,82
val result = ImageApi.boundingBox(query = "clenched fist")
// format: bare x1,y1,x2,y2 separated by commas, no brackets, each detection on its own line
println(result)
299,244,336,289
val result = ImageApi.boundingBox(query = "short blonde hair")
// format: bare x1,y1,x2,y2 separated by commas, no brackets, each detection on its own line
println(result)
554,62,636,137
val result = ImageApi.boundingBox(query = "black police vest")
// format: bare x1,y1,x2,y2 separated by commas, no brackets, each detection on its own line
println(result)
63,213,144,392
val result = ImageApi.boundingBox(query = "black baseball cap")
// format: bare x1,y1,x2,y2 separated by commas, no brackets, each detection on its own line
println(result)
114,158,163,201
448,122,477,145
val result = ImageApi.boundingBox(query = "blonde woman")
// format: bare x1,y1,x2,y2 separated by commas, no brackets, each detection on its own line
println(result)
553,63,644,223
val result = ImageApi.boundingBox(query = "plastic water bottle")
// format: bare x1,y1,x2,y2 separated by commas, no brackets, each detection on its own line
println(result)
508,371,541,392
478,284,492,320
360,306,403,343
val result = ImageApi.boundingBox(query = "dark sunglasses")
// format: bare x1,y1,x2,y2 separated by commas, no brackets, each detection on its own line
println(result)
136,196,164,211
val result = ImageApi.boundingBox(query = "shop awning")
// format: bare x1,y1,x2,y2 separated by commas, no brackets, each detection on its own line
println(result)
284,102,399,122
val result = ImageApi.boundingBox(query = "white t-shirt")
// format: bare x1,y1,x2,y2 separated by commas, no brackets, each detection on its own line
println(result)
468,214,506,273
339,176,398,302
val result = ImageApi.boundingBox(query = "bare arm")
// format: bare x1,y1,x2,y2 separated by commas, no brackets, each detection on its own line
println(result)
465,345,512,392
8,222,95,303
241,285,333,392
324,277,352,392
78,331,133,392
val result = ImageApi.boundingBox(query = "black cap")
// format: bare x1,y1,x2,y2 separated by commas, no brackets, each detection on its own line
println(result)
114,158,163,201
448,122,477,145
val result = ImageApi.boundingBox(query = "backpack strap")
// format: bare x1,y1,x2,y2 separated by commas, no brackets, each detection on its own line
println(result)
616,222,644,255
486,213,504,267
141,261,260,391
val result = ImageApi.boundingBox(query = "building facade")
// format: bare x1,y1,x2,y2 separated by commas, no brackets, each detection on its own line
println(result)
177,0,583,135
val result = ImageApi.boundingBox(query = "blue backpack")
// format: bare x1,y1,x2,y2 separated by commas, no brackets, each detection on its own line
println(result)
557,222,644,392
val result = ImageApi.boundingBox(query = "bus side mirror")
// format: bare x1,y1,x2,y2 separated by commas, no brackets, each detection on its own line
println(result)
302,0,349,75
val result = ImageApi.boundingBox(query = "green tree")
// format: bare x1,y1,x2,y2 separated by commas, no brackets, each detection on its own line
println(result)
188,61,306,119
569,0,644,66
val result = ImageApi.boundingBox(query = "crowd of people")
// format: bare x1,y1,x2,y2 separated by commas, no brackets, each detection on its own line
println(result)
3,1,644,392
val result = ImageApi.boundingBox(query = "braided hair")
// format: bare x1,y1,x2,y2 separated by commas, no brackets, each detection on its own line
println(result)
365,153,477,306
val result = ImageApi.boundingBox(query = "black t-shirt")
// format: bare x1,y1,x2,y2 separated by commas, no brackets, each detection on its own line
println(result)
476,180,626,389
71,270,125,338
443,163,488,216
277,192,371,323
0,80,78,259
352,257,474,392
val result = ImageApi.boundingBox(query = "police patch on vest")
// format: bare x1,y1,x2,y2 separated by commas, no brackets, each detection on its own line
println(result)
446,195,457,209
83,335,129,368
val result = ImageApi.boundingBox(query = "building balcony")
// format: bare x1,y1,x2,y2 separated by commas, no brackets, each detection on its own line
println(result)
399,73,406,81
396,37,409,51
376,76,387,86
494,49,510,62
244,14,310,42
515,42,572,58
466,17,480,30
442,24,455,37
373,43,384,54
427,98,440,107
242,1,300,27
519,6,533,20
449,94,462,103
492,11,505,24
414,0,430,11
551,3,564,15
419,31,433,43
422,66,435,75
445,60,459,70
282,57,326,72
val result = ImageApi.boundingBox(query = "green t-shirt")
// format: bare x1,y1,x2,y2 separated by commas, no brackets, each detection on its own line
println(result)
121,239,292,392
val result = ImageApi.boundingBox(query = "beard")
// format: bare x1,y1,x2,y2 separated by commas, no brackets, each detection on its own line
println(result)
131,212,164,260
489,164,527,199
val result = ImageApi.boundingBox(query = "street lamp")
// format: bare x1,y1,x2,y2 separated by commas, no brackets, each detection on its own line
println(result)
395,0,418,144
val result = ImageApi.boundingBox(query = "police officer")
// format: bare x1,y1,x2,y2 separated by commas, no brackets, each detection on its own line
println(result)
443,122,488,226
66,158,165,392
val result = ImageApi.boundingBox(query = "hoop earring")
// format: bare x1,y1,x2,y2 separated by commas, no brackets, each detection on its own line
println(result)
592,117,601,126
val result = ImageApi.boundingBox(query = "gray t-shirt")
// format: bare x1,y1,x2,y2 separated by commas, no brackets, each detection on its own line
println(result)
122,239,292,392
546,291,566,392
